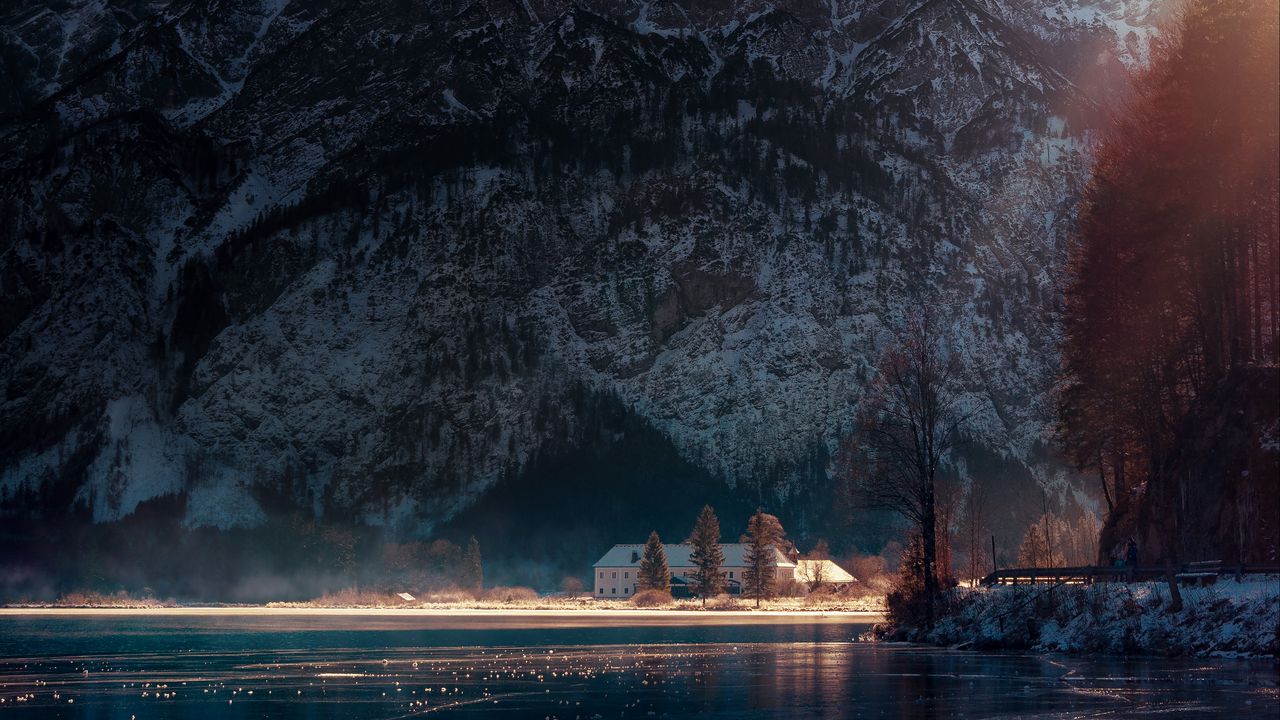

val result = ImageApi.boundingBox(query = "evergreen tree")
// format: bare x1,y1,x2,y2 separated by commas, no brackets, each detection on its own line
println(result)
637,530,670,593
461,536,483,591
741,509,786,607
687,505,724,606
1057,0,1279,563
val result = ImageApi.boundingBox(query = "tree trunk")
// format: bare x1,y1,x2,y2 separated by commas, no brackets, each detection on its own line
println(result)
921,482,937,628
1098,455,1114,514
1163,559,1183,613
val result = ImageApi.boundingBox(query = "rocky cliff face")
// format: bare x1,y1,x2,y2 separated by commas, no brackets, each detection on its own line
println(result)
0,1,1164,538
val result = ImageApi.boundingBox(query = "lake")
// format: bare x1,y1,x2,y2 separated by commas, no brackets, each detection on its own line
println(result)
0,610,1275,718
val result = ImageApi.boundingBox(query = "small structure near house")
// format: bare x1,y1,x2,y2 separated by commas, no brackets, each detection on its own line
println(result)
591,543,796,598
794,559,856,590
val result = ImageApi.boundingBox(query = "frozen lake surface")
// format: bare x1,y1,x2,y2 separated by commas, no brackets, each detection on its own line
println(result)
0,611,1275,718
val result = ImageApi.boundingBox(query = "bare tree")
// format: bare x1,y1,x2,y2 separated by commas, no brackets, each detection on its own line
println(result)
800,539,831,592
845,309,975,628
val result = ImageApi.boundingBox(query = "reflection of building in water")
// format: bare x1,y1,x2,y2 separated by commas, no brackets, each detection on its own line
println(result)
591,543,797,598
786,629,845,711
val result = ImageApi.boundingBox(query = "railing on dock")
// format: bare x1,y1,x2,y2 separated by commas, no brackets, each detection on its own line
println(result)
979,562,1280,587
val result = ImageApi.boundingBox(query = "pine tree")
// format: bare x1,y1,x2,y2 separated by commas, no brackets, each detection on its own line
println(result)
461,536,483,592
742,509,786,607
687,505,724,607
637,530,670,593
1057,0,1279,563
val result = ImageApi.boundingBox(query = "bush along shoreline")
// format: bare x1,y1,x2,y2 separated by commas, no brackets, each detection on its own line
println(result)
876,577,1279,658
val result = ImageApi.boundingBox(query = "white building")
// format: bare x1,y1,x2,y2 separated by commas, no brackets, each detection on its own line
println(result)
591,543,796,598
794,559,857,588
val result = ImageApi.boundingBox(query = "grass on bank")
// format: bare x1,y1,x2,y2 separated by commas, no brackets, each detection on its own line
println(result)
265,584,884,611
9,577,887,612
27,590,178,609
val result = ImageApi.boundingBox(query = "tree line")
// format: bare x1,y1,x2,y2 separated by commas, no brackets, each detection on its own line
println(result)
632,504,795,608
1057,0,1278,564
843,0,1278,636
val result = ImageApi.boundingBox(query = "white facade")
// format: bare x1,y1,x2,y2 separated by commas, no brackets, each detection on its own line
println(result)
592,543,797,598
794,559,857,587
594,565,641,598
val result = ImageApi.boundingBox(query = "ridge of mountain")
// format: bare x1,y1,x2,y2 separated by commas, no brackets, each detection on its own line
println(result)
0,1,1164,542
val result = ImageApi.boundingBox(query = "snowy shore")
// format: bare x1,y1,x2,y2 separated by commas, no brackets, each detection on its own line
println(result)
914,577,1279,658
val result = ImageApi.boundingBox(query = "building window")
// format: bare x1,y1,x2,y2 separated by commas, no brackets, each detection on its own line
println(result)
624,572,629,579
599,571,603,578
612,588,616,594
612,572,617,579
598,588,604,594
624,587,629,594
729,571,734,578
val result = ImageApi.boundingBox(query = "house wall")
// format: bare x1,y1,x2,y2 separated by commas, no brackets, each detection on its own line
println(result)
668,565,746,592
594,565,795,598
593,567,639,598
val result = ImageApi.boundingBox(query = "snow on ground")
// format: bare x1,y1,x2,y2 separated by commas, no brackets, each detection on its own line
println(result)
77,396,188,522
925,577,1280,657
1040,0,1160,68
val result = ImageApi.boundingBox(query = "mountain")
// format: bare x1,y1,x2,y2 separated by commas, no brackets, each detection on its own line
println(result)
0,1,1165,578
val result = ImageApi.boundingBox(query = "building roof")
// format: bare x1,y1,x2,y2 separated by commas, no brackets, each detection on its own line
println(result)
794,559,857,584
593,543,795,569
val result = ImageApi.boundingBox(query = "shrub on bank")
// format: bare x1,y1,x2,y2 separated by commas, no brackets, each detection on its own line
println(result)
884,583,943,637
776,579,807,598
53,590,176,608
480,586,539,603
705,594,742,611
845,554,895,597
418,587,477,603
631,589,674,607
804,587,837,606
305,585,524,606
308,588,402,607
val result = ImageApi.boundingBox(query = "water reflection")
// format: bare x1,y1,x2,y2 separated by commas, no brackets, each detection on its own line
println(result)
0,615,1274,718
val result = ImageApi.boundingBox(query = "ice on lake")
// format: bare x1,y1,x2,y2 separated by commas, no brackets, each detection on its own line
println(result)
0,612,1275,718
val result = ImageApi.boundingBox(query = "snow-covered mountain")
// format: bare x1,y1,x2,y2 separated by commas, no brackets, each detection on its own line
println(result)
0,0,1165,537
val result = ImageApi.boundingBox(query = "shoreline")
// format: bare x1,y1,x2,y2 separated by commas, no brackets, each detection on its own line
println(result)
907,578,1279,659
0,605,882,620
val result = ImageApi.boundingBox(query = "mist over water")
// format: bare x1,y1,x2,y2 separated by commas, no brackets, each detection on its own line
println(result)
0,613,1275,718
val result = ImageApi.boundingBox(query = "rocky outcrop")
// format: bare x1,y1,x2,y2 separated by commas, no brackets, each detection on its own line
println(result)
0,1,1163,536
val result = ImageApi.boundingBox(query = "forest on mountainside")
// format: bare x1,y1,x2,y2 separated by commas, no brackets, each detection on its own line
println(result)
1057,0,1279,566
